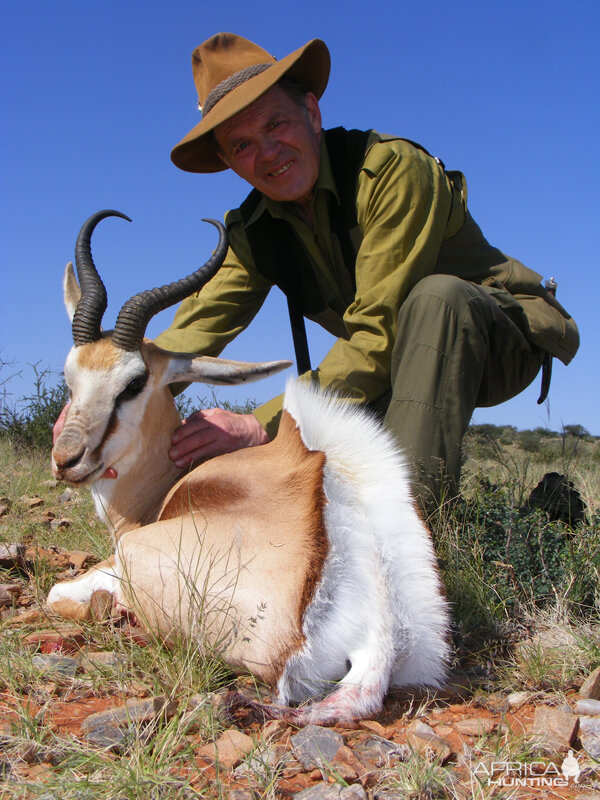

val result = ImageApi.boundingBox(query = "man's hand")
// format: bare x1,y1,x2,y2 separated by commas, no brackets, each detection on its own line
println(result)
169,408,270,467
53,402,70,445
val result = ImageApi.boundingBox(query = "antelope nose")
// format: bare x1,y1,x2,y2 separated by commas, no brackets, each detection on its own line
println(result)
53,448,85,470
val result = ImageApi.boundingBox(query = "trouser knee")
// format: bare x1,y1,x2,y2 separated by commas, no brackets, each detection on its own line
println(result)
400,274,482,321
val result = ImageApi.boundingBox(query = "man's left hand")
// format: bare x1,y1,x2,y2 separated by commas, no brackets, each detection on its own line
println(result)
169,408,270,467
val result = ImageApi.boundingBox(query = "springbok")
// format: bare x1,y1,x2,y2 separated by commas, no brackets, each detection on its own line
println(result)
47,210,450,724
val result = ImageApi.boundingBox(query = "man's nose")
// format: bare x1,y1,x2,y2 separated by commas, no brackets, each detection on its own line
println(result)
257,135,280,162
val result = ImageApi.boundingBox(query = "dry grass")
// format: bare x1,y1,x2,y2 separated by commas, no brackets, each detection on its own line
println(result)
1,416,599,798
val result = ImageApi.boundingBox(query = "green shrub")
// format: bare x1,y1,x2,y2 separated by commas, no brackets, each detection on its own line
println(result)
563,424,590,439
533,426,559,439
498,425,518,445
518,429,543,453
531,442,562,463
175,389,258,419
0,362,69,451
433,479,600,646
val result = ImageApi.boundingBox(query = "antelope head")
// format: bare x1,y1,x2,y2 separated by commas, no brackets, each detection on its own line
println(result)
52,210,289,492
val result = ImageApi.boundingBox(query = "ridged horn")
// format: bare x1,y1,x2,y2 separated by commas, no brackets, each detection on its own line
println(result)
71,210,132,346
111,218,228,352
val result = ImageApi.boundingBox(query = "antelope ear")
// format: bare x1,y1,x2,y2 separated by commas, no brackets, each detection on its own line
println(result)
162,354,292,387
63,262,81,323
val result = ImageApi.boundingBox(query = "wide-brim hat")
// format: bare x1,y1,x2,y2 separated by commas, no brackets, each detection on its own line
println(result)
171,33,330,173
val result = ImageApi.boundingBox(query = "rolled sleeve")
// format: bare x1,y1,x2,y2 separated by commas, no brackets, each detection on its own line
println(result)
154,235,271,357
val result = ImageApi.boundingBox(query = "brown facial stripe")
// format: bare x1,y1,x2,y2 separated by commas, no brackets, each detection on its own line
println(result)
90,407,118,462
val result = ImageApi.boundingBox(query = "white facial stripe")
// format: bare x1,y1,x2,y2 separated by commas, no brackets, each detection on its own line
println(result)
61,346,153,474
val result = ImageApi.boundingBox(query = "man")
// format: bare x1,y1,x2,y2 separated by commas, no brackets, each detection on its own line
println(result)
153,33,579,507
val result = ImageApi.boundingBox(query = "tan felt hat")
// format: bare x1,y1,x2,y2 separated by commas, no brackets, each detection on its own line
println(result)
171,33,330,173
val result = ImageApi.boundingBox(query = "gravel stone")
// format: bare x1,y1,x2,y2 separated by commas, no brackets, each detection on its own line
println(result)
197,728,255,768
0,543,26,567
453,717,498,736
291,725,345,770
81,696,177,750
0,584,22,607
58,488,75,503
574,698,600,716
32,653,79,677
353,735,410,767
295,783,367,800
506,690,530,709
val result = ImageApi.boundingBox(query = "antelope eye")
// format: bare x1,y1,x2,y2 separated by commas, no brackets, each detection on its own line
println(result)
116,374,148,404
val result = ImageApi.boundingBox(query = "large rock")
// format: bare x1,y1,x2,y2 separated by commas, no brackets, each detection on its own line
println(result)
527,472,587,525
529,706,579,754
579,666,600,700
331,744,370,781
580,716,600,761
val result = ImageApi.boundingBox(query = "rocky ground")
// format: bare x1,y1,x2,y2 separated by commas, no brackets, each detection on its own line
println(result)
1,539,600,798
1,477,600,799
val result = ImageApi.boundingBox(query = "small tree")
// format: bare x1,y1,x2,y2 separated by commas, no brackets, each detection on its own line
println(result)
563,424,589,439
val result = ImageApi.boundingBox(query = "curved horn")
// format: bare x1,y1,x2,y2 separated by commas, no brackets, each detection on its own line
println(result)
111,218,228,352
71,210,132,346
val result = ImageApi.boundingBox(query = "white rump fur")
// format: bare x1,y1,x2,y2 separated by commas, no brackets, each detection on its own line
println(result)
276,379,450,720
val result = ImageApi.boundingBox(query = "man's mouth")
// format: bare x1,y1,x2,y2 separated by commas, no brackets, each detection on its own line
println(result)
269,160,293,177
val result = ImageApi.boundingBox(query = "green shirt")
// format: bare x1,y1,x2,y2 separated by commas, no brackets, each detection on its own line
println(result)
155,132,578,437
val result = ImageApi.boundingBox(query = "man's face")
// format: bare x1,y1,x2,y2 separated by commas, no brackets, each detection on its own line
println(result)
214,85,322,208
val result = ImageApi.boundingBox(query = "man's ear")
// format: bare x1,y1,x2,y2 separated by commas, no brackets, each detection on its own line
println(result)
304,92,322,134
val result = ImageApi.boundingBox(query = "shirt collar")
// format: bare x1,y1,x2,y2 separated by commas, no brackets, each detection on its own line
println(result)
245,133,340,226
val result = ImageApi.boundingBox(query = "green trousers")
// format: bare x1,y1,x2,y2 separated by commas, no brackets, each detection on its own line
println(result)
379,274,544,509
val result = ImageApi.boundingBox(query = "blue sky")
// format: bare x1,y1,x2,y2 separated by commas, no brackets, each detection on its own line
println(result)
1,0,598,433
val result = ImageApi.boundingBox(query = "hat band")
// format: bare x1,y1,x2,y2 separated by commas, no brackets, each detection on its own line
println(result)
201,62,273,117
